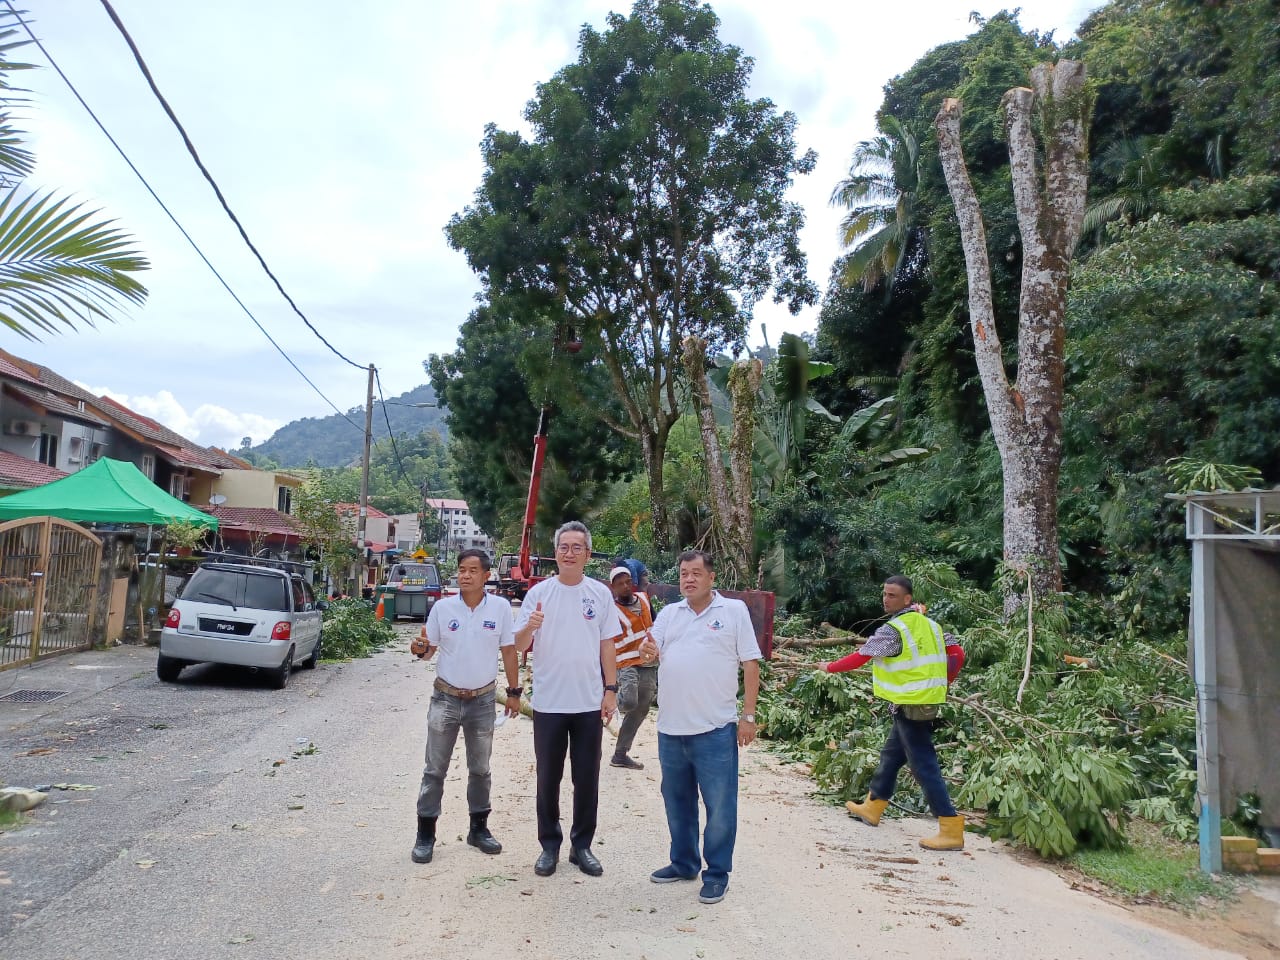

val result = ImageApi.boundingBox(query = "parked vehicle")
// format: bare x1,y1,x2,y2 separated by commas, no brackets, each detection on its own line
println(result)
383,560,441,619
158,561,324,689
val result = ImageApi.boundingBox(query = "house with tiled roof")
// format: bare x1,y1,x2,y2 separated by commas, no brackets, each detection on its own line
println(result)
0,349,113,487
0,349,305,538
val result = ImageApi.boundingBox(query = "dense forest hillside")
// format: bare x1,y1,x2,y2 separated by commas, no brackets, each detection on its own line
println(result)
248,384,447,467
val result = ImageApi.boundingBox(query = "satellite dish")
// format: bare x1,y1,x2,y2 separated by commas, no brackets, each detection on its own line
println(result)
209,494,227,506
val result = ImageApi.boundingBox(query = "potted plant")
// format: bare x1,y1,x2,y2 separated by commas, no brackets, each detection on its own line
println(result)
165,519,208,558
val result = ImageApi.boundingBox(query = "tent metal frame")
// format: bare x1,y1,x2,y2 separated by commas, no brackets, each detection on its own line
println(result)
1176,489,1280,872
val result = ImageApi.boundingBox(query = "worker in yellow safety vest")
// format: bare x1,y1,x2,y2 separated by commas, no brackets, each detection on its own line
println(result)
818,574,966,851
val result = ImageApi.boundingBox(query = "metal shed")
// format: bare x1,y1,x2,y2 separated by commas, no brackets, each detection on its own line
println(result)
1177,489,1280,872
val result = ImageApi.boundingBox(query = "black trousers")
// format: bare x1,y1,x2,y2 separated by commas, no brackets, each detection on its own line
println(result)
532,709,602,851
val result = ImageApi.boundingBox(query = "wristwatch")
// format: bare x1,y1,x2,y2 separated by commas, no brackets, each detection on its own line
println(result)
741,713,756,723
603,683,619,692
506,686,524,697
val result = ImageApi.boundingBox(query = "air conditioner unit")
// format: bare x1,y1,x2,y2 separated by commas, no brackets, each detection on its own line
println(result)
4,419,41,437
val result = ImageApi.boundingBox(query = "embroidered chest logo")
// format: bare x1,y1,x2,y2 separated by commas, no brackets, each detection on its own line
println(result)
707,619,725,632
482,620,497,631
582,598,597,621
447,619,461,632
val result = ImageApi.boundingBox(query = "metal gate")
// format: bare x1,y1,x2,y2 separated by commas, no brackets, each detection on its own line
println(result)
0,517,103,671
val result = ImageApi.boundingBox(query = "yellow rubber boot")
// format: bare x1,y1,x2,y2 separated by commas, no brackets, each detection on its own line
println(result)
845,794,888,826
919,815,965,850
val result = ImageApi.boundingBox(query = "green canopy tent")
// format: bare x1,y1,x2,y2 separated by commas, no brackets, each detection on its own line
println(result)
0,458,218,528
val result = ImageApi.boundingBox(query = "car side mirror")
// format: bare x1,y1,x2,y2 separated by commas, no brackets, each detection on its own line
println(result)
317,600,330,611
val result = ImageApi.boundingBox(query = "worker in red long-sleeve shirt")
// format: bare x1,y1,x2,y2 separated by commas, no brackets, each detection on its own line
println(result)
819,575,967,851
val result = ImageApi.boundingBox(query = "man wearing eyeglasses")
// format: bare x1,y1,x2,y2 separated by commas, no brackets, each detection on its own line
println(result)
514,521,620,879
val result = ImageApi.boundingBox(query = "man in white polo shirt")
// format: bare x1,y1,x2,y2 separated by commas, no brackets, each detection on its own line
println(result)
515,521,620,878
410,548,521,864
638,549,761,905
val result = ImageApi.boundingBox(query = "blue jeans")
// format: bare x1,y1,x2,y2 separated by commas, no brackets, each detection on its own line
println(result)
416,689,496,817
658,722,738,885
869,709,957,817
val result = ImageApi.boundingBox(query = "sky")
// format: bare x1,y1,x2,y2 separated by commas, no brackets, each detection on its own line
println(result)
5,0,1100,450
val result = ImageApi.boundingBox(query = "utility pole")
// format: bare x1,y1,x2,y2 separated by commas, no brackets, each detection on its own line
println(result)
357,365,374,578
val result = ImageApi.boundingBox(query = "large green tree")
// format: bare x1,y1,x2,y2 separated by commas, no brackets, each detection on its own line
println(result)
446,0,817,548
427,305,633,549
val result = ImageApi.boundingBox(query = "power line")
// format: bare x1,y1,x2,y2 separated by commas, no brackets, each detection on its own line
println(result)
96,0,366,373
374,369,415,489
5,2,363,433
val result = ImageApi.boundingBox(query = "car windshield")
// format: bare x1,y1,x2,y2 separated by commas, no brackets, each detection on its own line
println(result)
182,568,291,612
394,564,439,586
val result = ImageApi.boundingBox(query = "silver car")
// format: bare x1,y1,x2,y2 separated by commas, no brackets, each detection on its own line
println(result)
158,562,324,689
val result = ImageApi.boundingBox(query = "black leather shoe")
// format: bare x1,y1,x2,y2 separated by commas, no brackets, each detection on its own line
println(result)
534,849,558,877
568,846,603,876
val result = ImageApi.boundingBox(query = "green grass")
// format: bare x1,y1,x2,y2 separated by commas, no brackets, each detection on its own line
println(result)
0,807,24,831
1069,824,1237,908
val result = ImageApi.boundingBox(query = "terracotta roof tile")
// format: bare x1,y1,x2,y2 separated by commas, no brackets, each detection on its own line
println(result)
0,450,67,489
203,506,302,540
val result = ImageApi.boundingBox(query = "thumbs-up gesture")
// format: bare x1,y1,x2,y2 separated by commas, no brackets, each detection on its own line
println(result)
527,601,544,631
410,624,434,659
639,635,659,664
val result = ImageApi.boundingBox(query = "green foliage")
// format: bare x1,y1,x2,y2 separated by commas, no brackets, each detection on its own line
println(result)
320,598,395,660
427,305,633,548
163,519,209,551
446,0,816,546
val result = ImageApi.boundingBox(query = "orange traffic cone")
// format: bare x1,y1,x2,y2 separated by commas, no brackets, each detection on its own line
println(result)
374,595,385,619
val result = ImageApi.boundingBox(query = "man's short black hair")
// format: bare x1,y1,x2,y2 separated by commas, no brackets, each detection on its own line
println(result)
884,574,913,594
677,549,715,572
456,548,492,571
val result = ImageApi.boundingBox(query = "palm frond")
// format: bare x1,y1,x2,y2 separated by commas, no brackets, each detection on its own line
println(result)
0,189,150,340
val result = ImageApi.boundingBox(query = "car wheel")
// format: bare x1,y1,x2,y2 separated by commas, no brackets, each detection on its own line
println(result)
157,653,184,683
302,635,322,669
271,646,294,690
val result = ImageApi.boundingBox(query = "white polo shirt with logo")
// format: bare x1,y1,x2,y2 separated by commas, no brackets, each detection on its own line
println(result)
515,575,619,713
650,591,761,735
425,592,515,690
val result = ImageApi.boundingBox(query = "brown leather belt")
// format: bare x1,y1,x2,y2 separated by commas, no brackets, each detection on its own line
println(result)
434,677,496,699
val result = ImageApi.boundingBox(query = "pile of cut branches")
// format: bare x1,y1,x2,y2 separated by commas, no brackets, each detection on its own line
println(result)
758,563,1195,858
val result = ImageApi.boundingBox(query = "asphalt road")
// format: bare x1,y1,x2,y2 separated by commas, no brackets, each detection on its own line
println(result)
2,633,1261,960
1,628,438,958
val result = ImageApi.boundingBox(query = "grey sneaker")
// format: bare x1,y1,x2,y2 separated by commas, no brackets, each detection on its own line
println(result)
610,754,644,769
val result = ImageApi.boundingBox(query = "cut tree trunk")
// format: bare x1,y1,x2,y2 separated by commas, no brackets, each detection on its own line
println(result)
934,60,1090,610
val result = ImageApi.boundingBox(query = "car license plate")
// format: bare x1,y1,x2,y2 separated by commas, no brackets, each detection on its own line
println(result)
199,617,253,637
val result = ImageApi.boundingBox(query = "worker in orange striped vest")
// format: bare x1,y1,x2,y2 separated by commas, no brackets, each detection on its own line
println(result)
609,566,657,770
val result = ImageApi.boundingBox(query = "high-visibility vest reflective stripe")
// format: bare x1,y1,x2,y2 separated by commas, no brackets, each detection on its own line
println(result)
872,611,947,705
614,593,653,668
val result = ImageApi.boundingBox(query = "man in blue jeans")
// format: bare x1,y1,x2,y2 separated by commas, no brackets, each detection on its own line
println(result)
638,550,761,905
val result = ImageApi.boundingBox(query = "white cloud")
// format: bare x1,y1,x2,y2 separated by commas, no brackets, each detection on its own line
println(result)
77,383,283,451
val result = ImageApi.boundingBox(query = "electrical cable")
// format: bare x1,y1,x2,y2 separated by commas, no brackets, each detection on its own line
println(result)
374,369,416,490
5,3,363,433
96,0,366,373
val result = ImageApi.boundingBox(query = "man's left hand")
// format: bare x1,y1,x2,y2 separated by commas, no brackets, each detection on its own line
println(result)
601,690,617,725
737,718,757,747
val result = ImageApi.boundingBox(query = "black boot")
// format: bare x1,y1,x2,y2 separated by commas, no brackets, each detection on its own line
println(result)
466,810,502,855
411,815,436,864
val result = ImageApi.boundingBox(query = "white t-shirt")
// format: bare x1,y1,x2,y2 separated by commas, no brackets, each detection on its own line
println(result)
515,575,620,713
425,593,514,690
650,592,761,735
